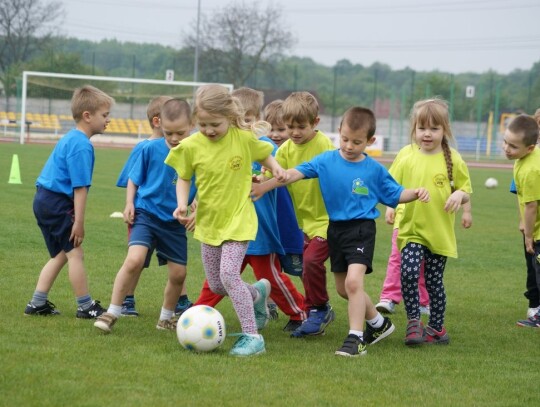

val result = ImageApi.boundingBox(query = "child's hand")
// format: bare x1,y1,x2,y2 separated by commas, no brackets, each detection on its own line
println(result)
184,202,197,232
461,211,472,229
173,205,189,225
444,190,464,213
385,208,395,225
273,167,288,183
250,182,266,202
123,203,135,225
69,221,85,247
415,187,430,203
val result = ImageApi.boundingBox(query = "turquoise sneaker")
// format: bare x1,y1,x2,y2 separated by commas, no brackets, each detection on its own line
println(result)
253,279,271,330
229,334,266,357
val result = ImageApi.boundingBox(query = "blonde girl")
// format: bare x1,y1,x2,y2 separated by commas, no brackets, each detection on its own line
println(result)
165,85,287,357
390,98,472,346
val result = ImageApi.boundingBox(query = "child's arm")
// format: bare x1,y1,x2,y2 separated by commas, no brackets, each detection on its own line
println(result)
123,179,137,225
523,200,538,254
398,187,430,204
173,178,192,224
444,190,469,213
70,187,88,247
258,155,288,183
461,201,472,229
251,168,305,202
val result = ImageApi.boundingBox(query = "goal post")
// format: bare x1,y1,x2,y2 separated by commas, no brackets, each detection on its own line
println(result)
19,71,234,144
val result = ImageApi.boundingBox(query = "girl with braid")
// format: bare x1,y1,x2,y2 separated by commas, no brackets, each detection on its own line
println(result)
389,98,472,346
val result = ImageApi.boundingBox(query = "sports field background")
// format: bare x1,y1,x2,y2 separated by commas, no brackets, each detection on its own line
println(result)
0,142,538,406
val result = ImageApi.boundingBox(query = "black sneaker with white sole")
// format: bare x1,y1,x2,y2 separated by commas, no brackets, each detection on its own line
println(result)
76,300,105,319
24,300,60,316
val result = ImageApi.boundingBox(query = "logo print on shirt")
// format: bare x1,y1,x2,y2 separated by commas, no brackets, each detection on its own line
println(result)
229,156,243,171
433,173,447,188
352,178,368,195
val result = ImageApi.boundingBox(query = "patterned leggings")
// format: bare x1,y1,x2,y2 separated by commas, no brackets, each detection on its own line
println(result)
400,242,447,330
201,241,258,334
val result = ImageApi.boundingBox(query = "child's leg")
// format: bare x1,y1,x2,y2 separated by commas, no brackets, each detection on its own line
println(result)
302,235,330,308
400,243,424,320
523,238,540,309
109,245,148,309
160,262,186,321
194,279,226,307
379,228,403,303
334,265,367,331
217,242,259,335
65,246,90,297
249,253,306,321
424,251,447,331
419,262,430,307
34,252,68,295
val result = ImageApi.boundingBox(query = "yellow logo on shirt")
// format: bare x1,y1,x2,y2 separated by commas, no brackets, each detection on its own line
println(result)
229,156,243,171
433,173,447,188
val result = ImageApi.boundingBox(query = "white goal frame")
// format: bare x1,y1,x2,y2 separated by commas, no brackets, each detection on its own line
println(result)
19,71,234,144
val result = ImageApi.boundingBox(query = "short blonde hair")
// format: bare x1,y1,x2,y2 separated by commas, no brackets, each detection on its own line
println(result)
147,96,173,128
264,100,284,125
231,87,264,119
281,92,319,125
71,85,114,122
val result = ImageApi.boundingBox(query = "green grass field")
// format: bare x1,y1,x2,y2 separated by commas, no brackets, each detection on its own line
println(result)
0,142,538,407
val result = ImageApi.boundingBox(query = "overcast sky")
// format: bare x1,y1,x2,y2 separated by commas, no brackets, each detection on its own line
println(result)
58,0,540,74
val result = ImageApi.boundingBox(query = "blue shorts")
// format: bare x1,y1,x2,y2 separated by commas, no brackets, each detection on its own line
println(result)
327,219,376,274
33,187,76,258
127,224,165,268
129,209,187,266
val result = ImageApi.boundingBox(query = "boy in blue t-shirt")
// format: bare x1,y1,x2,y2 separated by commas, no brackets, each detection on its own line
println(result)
25,85,114,318
252,107,430,356
95,99,196,333
116,96,192,317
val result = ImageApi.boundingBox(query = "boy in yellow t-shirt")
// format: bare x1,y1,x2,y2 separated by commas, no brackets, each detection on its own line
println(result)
503,114,540,328
273,92,336,337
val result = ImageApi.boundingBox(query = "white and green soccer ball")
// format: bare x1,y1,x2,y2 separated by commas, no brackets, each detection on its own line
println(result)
177,305,226,352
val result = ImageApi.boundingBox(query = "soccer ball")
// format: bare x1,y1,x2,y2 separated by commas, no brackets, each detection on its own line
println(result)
484,177,498,189
176,305,226,352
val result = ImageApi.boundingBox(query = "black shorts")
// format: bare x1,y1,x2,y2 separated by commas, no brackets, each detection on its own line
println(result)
33,187,75,258
327,219,376,274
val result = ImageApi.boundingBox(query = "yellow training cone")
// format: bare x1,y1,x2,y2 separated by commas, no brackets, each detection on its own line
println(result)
8,154,22,184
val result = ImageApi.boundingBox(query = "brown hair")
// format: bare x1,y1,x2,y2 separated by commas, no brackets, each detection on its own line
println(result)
410,98,456,191
508,114,539,147
161,98,191,122
231,87,264,119
146,96,173,128
264,100,284,125
340,106,376,139
71,85,114,122
281,92,319,125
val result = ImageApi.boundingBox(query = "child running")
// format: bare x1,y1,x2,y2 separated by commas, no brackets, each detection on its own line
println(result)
252,106,430,356
390,98,472,346
165,85,288,357
115,96,193,317
25,85,113,318
94,98,196,333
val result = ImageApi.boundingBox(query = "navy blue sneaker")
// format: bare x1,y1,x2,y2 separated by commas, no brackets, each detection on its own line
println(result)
24,300,60,316
76,300,105,319
175,297,193,316
290,305,335,337
121,301,139,317
335,334,367,357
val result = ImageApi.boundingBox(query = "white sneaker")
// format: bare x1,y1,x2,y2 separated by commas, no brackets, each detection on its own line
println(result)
375,300,396,314
527,306,540,318
420,305,430,316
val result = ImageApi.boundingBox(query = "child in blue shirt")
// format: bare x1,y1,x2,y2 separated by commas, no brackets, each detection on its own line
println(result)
115,96,192,317
95,98,196,333
252,106,430,356
25,85,114,318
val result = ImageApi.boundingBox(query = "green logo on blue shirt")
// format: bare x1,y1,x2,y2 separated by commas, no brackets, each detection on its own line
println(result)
352,178,368,195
